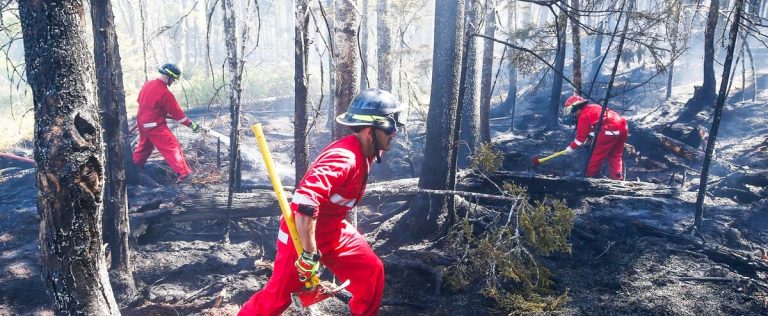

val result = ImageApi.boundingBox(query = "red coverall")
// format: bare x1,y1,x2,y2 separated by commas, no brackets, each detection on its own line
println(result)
239,135,385,316
568,103,628,180
132,79,193,178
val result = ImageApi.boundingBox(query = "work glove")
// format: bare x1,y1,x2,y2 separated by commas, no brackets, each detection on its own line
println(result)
563,146,574,155
295,250,321,283
189,121,203,133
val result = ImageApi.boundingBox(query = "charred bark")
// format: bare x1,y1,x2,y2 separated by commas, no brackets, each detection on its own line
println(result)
459,0,482,169
360,0,370,89
333,0,361,140
479,0,495,143
90,0,136,301
222,0,244,242
397,1,465,238
295,0,311,183
570,0,583,94
377,0,393,91
680,0,719,120
20,0,119,313
695,0,744,228
548,8,567,126
666,0,682,100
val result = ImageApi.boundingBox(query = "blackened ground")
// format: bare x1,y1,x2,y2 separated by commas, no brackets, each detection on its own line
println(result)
1,90,767,315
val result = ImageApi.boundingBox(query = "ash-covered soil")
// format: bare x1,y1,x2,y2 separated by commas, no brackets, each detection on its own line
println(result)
1,89,767,315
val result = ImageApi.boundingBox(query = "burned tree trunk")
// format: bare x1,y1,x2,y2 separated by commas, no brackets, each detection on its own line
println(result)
548,8,567,126
221,0,247,242
695,0,744,228
222,0,243,191
377,0,393,91
570,0,583,94
666,0,682,100
295,0,311,183
501,0,517,131
90,0,136,301
399,0,465,239
20,0,119,314
333,0,360,140
680,0,719,120
479,0,495,143
459,0,482,169
591,21,604,80
360,0,370,89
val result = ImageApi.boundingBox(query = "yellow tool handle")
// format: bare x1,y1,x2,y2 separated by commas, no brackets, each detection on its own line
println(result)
538,149,568,164
251,124,320,288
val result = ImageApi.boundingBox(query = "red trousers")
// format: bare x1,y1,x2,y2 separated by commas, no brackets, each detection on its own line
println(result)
132,126,192,177
238,219,384,316
586,123,628,180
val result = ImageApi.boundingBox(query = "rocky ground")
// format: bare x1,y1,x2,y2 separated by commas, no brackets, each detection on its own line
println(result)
1,84,767,315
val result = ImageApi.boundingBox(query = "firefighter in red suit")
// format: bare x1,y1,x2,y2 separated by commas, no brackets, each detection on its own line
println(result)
562,95,628,180
238,88,405,316
132,63,203,182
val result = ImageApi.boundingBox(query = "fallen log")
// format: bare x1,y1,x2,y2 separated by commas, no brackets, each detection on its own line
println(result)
130,172,683,227
129,191,283,225
627,122,737,173
466,171,684,198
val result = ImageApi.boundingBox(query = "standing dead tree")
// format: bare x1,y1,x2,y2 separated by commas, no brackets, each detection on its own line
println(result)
332,0,360,140
547,5,567,126
377,0,394,91
459,0,483,169
695,0,745,229
221,0,258,242
479,0,495,143
295,0,310,182
679,0,719,120
20,0,119,313
90,0,136,301
397,0,465,240
570,0,582,94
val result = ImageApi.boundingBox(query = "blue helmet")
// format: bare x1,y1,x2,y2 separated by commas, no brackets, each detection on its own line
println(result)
335,88,406,134
158,63,181,79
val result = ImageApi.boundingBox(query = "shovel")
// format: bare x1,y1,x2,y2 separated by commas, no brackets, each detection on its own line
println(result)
251,123,351,309
531,149,568,166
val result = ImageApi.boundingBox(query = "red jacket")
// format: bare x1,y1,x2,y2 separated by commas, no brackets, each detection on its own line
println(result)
290,135,372,245
569,103,627,149
136,79,191,131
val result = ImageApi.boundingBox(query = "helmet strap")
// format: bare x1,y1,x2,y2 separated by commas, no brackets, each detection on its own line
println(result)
371,128,382,164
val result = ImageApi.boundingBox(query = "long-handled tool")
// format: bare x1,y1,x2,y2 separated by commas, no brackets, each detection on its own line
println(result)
531,149,568,166
251,123,350,309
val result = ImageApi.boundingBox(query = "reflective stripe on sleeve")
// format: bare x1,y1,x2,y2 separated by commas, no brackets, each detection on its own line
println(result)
573,138,583,146
177,116,190,124
329,193,356,207
605,130,621,136
291,193,318,207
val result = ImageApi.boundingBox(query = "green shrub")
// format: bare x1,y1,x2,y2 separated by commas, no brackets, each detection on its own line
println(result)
443,181,574,313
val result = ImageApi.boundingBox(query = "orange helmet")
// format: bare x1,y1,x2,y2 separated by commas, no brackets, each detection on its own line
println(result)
563,95,588,115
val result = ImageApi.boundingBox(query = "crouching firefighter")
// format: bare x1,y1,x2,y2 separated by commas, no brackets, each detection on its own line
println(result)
132,63,204,183
562,95,628,180
238,88,406,316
